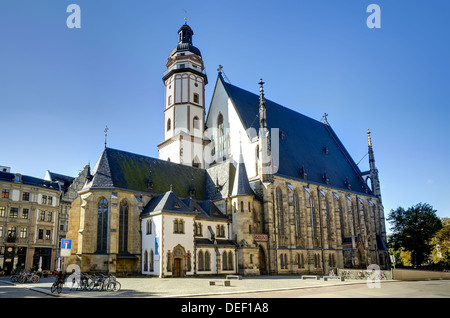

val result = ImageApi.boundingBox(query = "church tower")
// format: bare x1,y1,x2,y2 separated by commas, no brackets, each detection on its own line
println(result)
158,21,208,167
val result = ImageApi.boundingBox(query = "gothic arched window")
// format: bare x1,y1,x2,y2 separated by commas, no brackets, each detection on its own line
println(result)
198,250,204,271
276,187,285,238
293,190,301,239
217,113,225,158
97,198,108,252
119,200,129,253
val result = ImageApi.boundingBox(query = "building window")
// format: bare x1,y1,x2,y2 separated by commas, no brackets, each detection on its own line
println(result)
20,228,27,239
293,191,301,238
7,227,17,242
42,195,47,205
195,222,202,236
22,192,30,201
173,219,184,234
146,219,152,235
276,187,285,238
217,113,225,158
198,250,204,271
0,206,5,217
10,207,18,218
168,95,172,105
205,251,211,271
149,249,154,272
119,200,129,253
193,93,199,104
144,250,148,271
97,198,108,252
167,118,171,131
39,210,45,221
1,190,9,198
22,208,29,219
45,230,51,240
38,229,44,240
46,211,52,222
222,251,234,270
48,196,53,206
193,116,200,129
216,225,225,237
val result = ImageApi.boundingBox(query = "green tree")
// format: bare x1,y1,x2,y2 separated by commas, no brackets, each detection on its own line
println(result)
429,217,450,268
387,203,442,267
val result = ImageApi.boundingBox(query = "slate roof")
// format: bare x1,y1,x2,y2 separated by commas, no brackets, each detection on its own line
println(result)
45,171,75,192
85,147,206,199
0,171,61,191
217,74,371,195
141,191,197,216
231,146,252,197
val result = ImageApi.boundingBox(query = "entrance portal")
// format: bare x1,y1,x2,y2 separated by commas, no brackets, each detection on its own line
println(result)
174,258,181,277
258,247,267,275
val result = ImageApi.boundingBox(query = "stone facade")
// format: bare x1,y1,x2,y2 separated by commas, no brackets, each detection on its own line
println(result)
64,22,389,277
0,171,62,274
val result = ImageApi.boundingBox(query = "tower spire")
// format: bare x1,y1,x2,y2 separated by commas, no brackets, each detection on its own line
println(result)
259,79,267,129
367,128,381,201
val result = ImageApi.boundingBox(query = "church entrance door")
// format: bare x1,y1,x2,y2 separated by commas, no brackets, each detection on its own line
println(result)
258,247,267,275
174,258,181,277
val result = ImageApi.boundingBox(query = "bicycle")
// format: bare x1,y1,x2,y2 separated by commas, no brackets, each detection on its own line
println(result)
17,271,40,284
105,274,121,292
51,272,66,294
89,273,107,291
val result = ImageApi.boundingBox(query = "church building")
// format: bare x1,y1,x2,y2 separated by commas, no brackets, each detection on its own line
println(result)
65,22,389,277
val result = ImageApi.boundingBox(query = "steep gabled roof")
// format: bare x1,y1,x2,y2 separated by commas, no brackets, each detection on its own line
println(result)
85,148,206,199
231,145,252,197
142,190,196,216
218,74,370,195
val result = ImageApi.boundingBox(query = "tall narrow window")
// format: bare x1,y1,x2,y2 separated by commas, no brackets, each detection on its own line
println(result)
193,93,199,104
276,187,285,242
167,118,171,131
97,198,108,252
222,251,228,270
205,251,211,271
217,113,225,158
310,195,315,239
119,200,129,253
198,250,204,271
293,191,300,239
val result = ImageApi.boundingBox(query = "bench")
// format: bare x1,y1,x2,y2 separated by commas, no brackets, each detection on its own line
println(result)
323,276,345,281
209,280,231,286
226,275,242,280
301,275,320,280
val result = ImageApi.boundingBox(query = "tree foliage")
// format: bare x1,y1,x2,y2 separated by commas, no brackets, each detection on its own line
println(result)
429,217,450,267
387,203,442,267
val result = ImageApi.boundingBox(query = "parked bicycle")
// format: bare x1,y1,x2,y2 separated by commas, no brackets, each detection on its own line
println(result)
16,271,40,284
105,274,121,292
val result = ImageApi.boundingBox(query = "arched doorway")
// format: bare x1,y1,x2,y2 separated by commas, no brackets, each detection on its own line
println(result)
258,246,267,275
172,245,186,277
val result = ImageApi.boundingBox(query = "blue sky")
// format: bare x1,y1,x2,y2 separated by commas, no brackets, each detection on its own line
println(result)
1,1,449,225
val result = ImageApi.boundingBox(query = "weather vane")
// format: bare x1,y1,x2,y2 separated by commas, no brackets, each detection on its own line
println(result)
184,9,187,23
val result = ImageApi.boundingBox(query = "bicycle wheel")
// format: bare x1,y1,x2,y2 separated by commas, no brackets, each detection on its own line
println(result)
57,282,63,294
108,281,121,291
31,275,40,283
51,283,57,293
17,275,26,284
